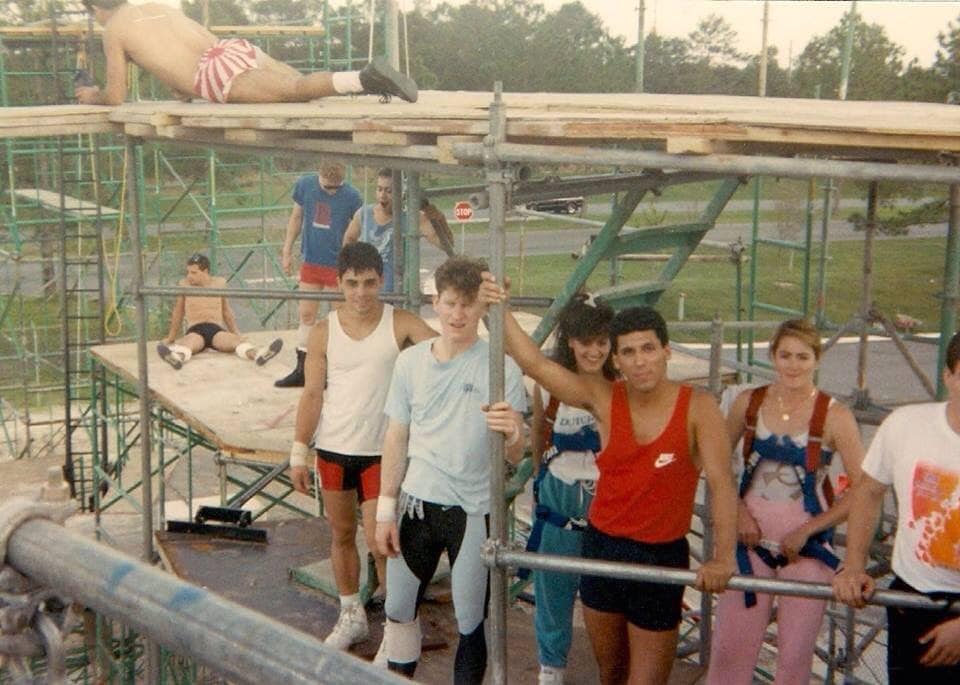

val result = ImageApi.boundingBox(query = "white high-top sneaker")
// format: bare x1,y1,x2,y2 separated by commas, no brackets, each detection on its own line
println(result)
324,604,369,650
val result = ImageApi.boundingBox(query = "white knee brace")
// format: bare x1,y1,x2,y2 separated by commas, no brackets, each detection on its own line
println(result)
235,342,253,359
383,617,421,664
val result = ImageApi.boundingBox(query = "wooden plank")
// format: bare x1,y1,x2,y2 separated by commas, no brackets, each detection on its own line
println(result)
223,129,299,144
351,130,434,146
437,135,483,164
6,92,960,158
123,123,157,137
13,188,119,217
665,137,732,154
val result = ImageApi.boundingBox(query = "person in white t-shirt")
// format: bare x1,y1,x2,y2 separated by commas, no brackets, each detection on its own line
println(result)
833,331,960,683
287,242,436,652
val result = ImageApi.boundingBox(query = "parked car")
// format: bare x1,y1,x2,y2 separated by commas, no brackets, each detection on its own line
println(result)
524,196,584,215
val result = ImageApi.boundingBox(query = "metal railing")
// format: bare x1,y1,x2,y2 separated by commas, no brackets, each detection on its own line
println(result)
1,502,402,685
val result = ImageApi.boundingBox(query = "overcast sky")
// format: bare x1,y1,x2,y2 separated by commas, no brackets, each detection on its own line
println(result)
143,1,960,67
533,1,960,67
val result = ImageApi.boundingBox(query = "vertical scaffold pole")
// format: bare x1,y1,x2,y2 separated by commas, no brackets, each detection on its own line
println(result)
855,182,878,403
404,172,421,313
486,82,509,685
125,136,159,683
937,183,960,398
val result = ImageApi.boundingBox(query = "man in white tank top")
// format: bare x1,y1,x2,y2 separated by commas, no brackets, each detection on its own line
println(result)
288,242,436,652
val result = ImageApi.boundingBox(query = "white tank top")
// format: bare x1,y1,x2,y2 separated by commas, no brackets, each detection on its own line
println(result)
314,304,399,455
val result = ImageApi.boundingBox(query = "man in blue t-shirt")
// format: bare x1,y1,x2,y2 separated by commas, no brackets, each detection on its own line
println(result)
276,162,362,387
342,168,453,292
373,256,527,683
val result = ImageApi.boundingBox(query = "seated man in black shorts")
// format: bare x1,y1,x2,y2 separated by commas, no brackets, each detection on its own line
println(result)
157,253,282,370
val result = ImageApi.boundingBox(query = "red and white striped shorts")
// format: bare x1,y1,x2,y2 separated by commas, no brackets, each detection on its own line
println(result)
193,38,260,104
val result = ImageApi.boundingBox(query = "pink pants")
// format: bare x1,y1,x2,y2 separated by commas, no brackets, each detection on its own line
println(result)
706,495,834,685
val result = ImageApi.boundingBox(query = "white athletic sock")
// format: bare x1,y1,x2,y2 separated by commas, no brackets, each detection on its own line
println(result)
331,71,363,95
170,344,192,363
340,593,362,610
297,323,312,349
235,342,254,360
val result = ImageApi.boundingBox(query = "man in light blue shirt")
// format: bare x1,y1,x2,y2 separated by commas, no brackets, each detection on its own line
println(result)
374,256,527,683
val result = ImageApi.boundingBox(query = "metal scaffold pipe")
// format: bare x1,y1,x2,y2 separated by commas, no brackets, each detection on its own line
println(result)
452,142,960,185
486,547,960,614
5,517,403,685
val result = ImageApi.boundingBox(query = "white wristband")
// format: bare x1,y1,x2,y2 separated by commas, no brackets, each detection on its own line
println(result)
505,423,521,447
376,495,397,523
289,441,311,469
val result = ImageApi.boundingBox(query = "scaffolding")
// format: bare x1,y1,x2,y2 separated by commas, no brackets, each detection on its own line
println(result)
3,7,960,685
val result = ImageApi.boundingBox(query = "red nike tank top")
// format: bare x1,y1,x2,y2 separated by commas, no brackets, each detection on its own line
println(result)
589,381,698,543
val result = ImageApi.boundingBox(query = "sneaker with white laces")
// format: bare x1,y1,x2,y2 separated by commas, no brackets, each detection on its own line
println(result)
324,604,369,650
538,665,565,684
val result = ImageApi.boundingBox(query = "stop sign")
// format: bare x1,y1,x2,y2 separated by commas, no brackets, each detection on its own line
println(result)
454,201,473,221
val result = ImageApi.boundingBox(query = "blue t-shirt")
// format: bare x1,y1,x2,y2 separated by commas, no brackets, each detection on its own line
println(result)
292,175,362,267
359,204,395,291
384,337,528,515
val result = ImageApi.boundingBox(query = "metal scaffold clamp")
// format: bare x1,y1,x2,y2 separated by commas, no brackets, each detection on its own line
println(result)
0,497,78,684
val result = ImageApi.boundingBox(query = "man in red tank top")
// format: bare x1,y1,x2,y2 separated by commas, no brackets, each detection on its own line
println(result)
482,280,738,685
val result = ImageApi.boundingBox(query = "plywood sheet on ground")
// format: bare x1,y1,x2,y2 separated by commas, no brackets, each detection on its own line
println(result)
155,516,597,683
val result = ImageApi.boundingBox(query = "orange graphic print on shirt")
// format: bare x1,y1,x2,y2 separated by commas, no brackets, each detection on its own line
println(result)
910,462,960,571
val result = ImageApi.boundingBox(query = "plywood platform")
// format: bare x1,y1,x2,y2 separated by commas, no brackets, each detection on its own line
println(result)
88,313,727,465
5,93,960,164
90,330,301,464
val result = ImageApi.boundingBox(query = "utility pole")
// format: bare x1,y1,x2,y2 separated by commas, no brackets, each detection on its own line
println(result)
838,1,857,100
758,1,769,97
202,0,209,27
635,1,645,93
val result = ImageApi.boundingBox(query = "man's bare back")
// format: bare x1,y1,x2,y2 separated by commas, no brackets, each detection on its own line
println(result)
77,1,418,105
106,3,216,97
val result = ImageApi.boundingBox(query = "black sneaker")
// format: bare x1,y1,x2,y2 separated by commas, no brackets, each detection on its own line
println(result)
156,342,182,370
359,57,418,103
256,338,283,366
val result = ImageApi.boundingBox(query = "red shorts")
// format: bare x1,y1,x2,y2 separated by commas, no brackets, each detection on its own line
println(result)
316,449,381,503
299,262,338,288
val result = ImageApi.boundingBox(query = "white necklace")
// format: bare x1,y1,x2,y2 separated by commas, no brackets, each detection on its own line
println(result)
776,387,816,421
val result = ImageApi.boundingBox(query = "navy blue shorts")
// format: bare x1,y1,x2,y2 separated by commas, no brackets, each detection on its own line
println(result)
186,322,224,349
579,525,689,631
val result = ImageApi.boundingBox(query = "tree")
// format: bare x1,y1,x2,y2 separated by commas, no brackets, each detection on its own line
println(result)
933,13,960,97
640,32,693,94
525,2,632,92
406,0,544,91
181,0,250,26
686,14,747,68
792,11,905,100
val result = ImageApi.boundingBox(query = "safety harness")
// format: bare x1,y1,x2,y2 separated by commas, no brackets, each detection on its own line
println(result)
518,396,599,580
736,385,841,607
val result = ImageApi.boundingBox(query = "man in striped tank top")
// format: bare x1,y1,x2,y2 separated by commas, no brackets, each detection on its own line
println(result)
288,242,437,652
481,278,739,685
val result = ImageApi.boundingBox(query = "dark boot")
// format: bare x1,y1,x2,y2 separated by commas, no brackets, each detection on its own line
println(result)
274,347,306,387
453,622,487,685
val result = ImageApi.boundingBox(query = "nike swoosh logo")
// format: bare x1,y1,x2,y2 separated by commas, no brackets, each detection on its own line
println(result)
654,453,676,468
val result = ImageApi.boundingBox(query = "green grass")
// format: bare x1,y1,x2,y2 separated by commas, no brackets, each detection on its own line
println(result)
503,236,947,339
